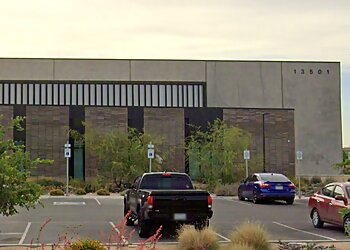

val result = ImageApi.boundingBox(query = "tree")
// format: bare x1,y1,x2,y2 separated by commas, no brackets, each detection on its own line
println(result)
333,150,350,174
186,119,261,190
0,116,52,216
75,125,168,188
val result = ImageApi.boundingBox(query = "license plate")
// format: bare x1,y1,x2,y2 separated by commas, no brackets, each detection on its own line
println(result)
174,213,187,220
275,186,283,190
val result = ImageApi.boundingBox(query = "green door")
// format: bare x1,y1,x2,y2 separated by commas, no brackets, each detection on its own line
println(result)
74,143,84,180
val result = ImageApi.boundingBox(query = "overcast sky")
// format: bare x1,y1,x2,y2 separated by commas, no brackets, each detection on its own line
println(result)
1,0,349,146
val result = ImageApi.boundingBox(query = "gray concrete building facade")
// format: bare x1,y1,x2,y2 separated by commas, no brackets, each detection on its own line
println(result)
0,58,342,178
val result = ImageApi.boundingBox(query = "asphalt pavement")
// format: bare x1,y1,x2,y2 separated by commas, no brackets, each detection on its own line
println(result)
0,195,349,246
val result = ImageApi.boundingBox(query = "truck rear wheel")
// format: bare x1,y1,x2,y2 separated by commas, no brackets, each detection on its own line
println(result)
138,211,152,238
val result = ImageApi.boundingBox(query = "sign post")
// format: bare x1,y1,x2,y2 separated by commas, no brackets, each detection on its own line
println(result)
296,151,303,199
348,152,350,161
64,141,71,196
148,142,154,173
244,149,250,178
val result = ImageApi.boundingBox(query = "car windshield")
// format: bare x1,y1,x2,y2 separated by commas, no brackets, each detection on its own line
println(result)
259,174,290,182
139,174,194,190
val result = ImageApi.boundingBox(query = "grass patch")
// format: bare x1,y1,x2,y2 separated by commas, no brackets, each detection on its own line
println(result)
177,226,219,250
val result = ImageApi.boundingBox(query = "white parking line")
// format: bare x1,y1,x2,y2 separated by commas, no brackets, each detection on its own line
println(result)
18,222,31,245
109,221,128,245
95,198,101,205
215,232,230,242
272,221,336,241
0,233,23,235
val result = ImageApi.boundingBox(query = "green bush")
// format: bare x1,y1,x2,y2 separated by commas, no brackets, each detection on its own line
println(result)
49,189,65,196
68,239,105,250
84,180,101,193
310,176,322,184
35,177,64,187
324,177,336,184
96,188,110,196
76,188,86,195
214,183,239,196
70,178,85,189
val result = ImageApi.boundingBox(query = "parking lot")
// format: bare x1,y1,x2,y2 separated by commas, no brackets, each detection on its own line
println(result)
0,195,349,246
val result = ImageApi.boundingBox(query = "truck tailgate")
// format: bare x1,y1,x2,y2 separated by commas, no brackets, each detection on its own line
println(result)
148,190,209,212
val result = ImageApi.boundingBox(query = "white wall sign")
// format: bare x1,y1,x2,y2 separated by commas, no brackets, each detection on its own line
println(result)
296,151,303,160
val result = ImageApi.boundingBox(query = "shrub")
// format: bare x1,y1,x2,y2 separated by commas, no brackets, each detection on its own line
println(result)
310,176,322,184
76,188,86,195
177,226,219,250
107,182,119,193
96,188,110,196
324,177,336,184
193,182,208,190
35,177,64,187
68,239,105,250
214,183,239,196
229,222,270,250
49,189,65,196
84,180,101,193
70,178,85,190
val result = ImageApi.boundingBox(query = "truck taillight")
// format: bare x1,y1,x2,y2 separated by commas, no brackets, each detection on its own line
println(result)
208,195,212,209
147,196,153,209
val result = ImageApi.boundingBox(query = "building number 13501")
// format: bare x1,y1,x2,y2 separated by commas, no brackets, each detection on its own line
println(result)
294,69,330,75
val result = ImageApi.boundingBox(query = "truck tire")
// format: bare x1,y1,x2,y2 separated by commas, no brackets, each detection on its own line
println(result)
123,200,134,226
138,211,152,238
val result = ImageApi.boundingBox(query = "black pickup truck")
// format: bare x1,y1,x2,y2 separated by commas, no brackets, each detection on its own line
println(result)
123,172,213,237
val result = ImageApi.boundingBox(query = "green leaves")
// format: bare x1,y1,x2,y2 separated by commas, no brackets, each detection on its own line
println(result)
81,126,166,187
0,116,50,216
186,119,260,191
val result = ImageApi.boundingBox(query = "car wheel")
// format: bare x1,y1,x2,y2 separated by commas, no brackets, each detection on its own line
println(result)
138,211,152,238
238,190,245,201
286,198,294,205
311,209,324,228
343,216,350,236
252,191,260,204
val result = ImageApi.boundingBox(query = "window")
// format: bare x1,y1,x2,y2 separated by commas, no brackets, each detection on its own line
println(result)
334,186,344,197
0,82,206,107
322,185,335,197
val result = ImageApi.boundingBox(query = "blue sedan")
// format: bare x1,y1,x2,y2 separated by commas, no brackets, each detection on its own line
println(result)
238,173,296,205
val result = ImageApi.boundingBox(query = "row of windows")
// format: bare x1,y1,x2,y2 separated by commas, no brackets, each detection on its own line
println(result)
0,82,206,107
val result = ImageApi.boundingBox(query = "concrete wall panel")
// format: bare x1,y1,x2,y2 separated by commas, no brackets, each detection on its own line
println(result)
0,106,13,141
84,107,128,178
0,59,53,80
131,60,205,82
144,108,185,172
282,62,342,175
54,60,130,81
206,61,283,108
26,106,69,178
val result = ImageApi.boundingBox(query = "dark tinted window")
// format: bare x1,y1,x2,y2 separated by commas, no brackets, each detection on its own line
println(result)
139,174,194,190
345,186,350,198
259,174,289,182
322,185,334,197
